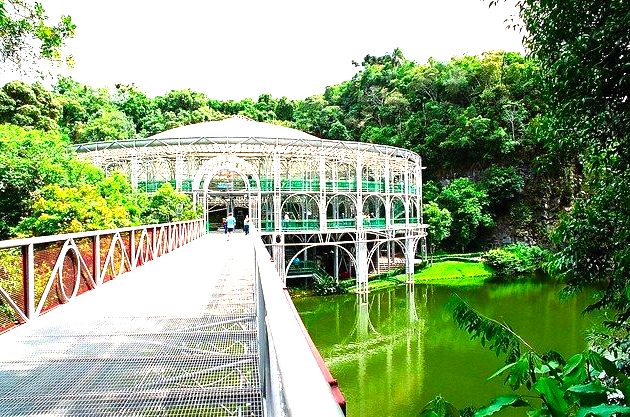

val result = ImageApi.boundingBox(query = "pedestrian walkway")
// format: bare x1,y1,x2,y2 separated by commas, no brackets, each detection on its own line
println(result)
0,233,261,416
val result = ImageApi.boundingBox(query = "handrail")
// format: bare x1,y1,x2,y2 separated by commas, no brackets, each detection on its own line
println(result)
0,219,205,331
252,225,345,416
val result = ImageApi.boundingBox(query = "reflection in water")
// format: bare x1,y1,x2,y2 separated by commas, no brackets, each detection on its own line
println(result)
295,282,597,417
320,286,429,416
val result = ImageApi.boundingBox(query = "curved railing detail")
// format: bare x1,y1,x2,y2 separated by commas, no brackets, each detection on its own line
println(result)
0,219,205,332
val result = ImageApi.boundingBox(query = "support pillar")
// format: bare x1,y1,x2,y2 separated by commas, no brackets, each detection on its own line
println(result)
334,246,339,283
130,157,139,191
356,231,369,293
175,153,184,191
272,233,286,284
405,236,415,283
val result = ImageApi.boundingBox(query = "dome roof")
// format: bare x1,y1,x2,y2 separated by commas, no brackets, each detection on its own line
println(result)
147,116,320,141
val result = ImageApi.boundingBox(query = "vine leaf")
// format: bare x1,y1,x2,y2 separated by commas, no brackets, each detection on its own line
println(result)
575,404,630,417
446,294,531,364
533,377,568,417
473,395,529,416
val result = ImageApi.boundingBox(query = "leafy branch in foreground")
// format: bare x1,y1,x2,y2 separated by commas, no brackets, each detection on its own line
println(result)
420,295,630,417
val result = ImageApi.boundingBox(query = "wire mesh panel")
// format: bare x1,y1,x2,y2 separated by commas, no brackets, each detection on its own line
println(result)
0,234,262,417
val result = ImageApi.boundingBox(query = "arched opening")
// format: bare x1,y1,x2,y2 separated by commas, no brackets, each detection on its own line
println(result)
284,242,358,287
391,196,407,225
280,194,320,231
326,194,357,229
204,168,251,230
363,195,386,229
192,156,261,232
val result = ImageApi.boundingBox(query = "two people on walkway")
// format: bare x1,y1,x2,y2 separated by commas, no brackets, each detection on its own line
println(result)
221,213,250,238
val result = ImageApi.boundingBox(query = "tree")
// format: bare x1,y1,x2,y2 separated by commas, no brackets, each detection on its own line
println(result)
0,0,75,71
437,178,493,251
142,183,199,224
13,183,133,236
0,80,61,130
492,0,630,348
0,124,75,238
77,108,135,142
480,165,524,213
423,201,452,253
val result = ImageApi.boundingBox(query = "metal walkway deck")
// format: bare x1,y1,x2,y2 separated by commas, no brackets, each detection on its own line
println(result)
0,233,262,416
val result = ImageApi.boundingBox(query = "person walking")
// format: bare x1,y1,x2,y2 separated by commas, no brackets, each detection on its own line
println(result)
243,215,250,235
226,212,236,240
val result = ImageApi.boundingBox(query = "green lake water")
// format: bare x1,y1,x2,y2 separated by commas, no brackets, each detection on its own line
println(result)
293,282,599,417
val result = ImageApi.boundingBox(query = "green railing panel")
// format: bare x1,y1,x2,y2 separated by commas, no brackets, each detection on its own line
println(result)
327,219,356,229
261,219,275,231
364,218,386,228
362,180,385,192
282,219,320,230
393,217,407,224
390,184,405,193
181,179,193,191
279,179,320,191
248,178,274,190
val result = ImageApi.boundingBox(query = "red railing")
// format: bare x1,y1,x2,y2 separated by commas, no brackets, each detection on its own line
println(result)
0,219,205,333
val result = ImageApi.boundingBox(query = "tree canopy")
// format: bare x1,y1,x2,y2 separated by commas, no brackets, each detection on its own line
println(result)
0,0,75,71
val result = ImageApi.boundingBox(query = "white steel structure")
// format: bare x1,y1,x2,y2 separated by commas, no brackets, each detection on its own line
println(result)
75,117,428,291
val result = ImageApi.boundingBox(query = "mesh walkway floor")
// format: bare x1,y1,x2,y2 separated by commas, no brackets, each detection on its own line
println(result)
0,234,263,417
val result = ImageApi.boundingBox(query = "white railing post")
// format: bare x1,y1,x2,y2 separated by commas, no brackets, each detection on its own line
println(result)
94,234,102,285
130,230,136,270
21,244,35,320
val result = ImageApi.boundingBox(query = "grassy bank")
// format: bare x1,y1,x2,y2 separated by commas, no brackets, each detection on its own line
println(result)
361,261,493,292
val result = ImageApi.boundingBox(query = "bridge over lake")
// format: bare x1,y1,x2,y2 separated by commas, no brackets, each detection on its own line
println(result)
0,221,345,416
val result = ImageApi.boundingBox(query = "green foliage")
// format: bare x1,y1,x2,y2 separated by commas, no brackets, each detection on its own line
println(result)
77,108,135,142
141,182,199,224
474,395,528,416
423,201,452,251
312,274,343,296
0,0,75,70
483,243,549,280
13,182,133,236
0,81,61,130
419,396,461,417
495,0,630,361
428,294,630,417
0,124,77,238
448,294,524,363
479,166,524,212
437,178,493,251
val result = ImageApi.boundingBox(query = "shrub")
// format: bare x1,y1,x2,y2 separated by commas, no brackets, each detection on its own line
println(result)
483,243,549,280
312,274,343,296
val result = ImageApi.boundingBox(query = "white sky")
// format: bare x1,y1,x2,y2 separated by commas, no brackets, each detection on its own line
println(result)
10,0,525,100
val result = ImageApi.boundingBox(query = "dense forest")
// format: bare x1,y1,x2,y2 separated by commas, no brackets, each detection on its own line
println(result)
1,51,549,254
1,0,629,415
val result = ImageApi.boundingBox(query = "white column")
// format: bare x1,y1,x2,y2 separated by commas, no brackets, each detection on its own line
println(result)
384,159,391,227
175,153,184,191
405,235,415,283
272,234,286,284
273,154,282,231
130,157,139,191
356,156,364,229
319,156,327,231
356,231,369,293
404,165,410,226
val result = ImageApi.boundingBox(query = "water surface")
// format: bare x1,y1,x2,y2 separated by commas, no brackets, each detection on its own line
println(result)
294,282,599,417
